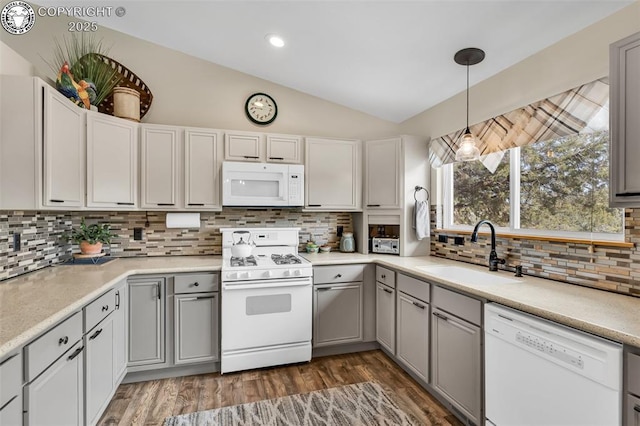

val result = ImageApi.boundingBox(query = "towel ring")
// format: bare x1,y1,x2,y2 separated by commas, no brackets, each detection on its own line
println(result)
414,186,430,202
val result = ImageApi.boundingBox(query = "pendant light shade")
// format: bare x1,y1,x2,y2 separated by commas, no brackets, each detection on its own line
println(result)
454,47,485,162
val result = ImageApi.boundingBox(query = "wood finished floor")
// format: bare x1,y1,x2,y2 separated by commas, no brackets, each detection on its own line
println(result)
98,350,461,425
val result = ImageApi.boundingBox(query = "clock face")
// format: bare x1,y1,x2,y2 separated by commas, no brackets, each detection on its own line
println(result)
245,93,278,125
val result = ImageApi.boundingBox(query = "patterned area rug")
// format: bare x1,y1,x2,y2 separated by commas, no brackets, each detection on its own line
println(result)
164,381,422,425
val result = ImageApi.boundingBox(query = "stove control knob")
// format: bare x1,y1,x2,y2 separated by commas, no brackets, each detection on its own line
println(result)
264,270,273,278
242,271,251,279
294,269,301,276
284,269,292,276
227,272,238,280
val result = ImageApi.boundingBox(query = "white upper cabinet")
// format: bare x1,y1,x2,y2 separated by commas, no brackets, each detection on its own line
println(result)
43,85,86,209
140,124,182,209
365,138,402,209
266,134,303,163
224,131,264,162
224,131,303,164
610,31,640,207
86,112,138,209
184,128,223,210
305,137,362,211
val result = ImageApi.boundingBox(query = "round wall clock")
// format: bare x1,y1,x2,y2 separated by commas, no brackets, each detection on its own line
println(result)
245,92,278,125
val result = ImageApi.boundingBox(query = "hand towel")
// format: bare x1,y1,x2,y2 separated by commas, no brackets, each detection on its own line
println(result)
414,200,430,241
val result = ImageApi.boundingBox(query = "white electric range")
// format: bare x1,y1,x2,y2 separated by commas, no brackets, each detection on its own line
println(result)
220,227,312,374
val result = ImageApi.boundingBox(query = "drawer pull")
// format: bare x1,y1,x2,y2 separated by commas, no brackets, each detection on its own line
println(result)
0,395,18,412
335,274,342,278
308,204,322,207
383,288,393,294
156,203,175,206
67,346,84,361
58,336,69,345
367,204,381,207
89,328,103,340
188,203,205,206
412,301,426,309
243,156,260,159
317,287,332,291
0,353,18,366
117,202,134,206
269,157,284,160
49,199,64,203
193,282,200,287
634,405,640,413
381,274,386,279
102,305,109,311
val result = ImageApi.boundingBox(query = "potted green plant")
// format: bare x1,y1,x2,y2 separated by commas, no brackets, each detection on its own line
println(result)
68,219,115,255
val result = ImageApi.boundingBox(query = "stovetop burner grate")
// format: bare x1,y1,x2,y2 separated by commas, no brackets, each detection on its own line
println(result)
271,253,302,265
230,255,257,267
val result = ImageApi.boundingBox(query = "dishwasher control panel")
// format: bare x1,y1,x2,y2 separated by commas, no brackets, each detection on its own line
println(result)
516,332,584,369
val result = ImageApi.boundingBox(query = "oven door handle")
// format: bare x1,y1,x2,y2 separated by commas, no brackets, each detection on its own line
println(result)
223,279,311,290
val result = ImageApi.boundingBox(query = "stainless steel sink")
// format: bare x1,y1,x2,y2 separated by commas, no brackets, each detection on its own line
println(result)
415,265,522,285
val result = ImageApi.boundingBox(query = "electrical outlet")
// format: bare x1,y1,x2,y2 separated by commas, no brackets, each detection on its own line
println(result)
337,226,344,237
454,236,465,245
13,233,20,251
133,228,143,241
438,235,448,243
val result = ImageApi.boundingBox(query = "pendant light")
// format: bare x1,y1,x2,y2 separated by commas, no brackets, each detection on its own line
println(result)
454,47,485,162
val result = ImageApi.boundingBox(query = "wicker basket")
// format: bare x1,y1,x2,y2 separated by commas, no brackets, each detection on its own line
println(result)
95,54,153,119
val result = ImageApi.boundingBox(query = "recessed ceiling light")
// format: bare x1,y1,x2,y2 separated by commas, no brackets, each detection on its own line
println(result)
266,34,285,48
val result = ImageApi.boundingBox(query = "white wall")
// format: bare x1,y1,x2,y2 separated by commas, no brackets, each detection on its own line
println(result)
0,8,400,140
0,40,36,76
400,1,640,140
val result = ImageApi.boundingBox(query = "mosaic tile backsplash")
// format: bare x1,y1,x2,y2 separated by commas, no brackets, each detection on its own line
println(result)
431,206,640,296
0,209,352,281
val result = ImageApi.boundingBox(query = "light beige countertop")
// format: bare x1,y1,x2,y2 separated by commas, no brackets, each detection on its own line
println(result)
0,256,221,358
2,252,640,359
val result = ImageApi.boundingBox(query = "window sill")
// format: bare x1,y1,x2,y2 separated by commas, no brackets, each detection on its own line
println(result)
435,229,634,248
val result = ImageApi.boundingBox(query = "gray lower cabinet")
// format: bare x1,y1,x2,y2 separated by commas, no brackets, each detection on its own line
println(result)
0,352,22,426
113,280,128,383
626,350,640,425
174,293,219,364
431,301,482,424
396,291,429,382
375,283,395,353
24,340,84,426
128,277,166,367
313,282,363,347
85,314,114,426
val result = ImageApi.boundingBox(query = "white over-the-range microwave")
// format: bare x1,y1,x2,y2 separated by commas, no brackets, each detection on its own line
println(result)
222,161,304,207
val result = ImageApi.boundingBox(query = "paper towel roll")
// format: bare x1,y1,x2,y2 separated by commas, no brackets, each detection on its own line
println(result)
166,213,201,229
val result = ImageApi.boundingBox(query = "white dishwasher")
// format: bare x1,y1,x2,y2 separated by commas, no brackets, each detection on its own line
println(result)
485,303,622,426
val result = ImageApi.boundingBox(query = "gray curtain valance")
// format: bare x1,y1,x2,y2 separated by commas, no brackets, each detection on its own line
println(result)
429,78,609,171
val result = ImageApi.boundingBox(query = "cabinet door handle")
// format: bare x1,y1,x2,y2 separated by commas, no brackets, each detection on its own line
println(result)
0,395,18,412
67,346,84,361
383,288,393,294
308,204,322,207
58,336,69,345
616,192,640,197
196,295,216,300
49,199,64,203
102,305,109,311
335,274,342,278
367,204,381,207
0,353,18,366
117,202,134,206
433,312,449,321
412,301,426,310
157,283,161,299
317,287,332,291
243,156,260,159
89,328,103,340
193,282,200,287
634,405,640,413
269,157,284,160
188,203,205,206
381,274,386,279
115,291,120,309
156,203,175,206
